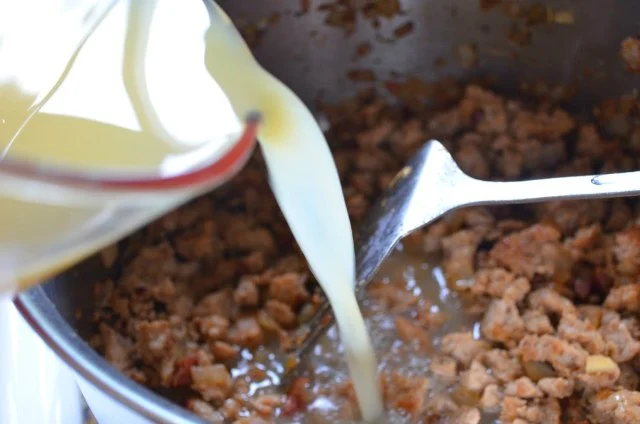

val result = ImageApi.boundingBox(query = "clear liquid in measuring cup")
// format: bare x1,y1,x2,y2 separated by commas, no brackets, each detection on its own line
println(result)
0,0,245,289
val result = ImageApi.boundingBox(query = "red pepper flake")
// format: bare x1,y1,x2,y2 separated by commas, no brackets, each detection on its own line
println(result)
573,278,592,300
384,80,401,96
480,0,502,11
355,42,372,58
434,57,447,68
268,12,281,25
281,377,310,416
320,313,332,326
507,23,532,46
347,69,376,82
321,2,357,35
525,3,549,26
393,21,414,39
300,0,311,15
281,395,302,416
172,355,198,387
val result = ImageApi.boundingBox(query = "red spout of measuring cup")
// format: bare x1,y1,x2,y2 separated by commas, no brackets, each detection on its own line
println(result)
0,112,261,192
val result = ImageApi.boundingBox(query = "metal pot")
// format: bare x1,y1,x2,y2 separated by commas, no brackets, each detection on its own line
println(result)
14,1,639,423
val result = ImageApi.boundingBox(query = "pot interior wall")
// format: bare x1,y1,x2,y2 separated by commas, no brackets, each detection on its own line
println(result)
220,0,637,108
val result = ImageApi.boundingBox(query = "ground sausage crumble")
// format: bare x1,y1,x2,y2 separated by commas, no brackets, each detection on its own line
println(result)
91,83,640,423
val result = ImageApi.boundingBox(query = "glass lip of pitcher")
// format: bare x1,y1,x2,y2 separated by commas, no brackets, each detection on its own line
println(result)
0,112,260,196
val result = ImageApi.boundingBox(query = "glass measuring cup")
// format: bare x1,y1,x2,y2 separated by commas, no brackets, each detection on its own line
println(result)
0,0,260,293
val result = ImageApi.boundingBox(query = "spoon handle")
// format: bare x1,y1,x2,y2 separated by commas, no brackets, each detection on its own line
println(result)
463,171,640,207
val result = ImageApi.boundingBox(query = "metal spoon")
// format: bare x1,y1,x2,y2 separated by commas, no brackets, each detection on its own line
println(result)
282,138,640,382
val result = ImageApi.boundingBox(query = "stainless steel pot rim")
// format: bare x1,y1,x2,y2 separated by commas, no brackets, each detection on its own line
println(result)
14,287,203,424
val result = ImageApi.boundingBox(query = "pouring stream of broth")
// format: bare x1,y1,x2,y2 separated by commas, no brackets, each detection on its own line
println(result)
204,3,384,420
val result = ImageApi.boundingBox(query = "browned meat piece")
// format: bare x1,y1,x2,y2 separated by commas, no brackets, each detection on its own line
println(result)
528,287,577,317
187,399,225,423
198,315,230,341
481,349,523,383
389,118,425,154
565,223,602,254
122,243,178,283
510,109,575,141
136,320,174,364
516,334,587,377
459,85,508,134
578,305,604,327
232,415,270,424
425,394,458,416
450,407,481,424
211,341,240,362
558,313,606,354
522,309,553,335
539,200,607,236
233,279,259,307
455,143,490,179
266,273,309,306
227,317,264,348
422,220,451,254
442,229,483,282
481,299,525,347
590,389,640,424
470,268,531,303
357,120,395,148
619,363,640,390
250,394,283,416
99,324,132,372
428,109,462,137
367,281,418,312
613,227,640,275
416,300,447,329
430,356,457,383
440,332,490,366
607,199,633,231
150,278,177,304
347,193,370,220
223,223,275,254
395,316,430,349
220,398,242,421
500,396,561,424
464,207,496,228
489,224,572,283
600,311,640,362
265,300,296,328
194,290,233,318
191,364,233,404
504,377,543,399
537,377,574,398
575,124,606,157
494,142,525,179
460,360,497,392
353,149,395,172
243,251,266,274
479,384,502,411
380,372,429,417
517,139,567,174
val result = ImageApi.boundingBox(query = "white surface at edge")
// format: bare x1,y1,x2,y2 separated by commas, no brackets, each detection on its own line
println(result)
0,296,83,424
77,376,154,424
